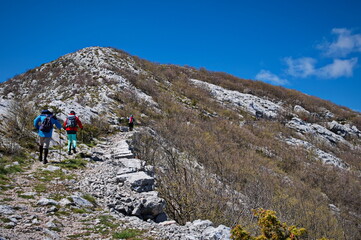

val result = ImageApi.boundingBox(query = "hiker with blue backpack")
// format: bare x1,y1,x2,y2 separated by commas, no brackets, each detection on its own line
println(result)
34,110,62,164
63,111,83,155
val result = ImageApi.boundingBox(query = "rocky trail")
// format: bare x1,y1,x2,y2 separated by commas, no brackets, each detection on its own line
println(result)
0,129,231,240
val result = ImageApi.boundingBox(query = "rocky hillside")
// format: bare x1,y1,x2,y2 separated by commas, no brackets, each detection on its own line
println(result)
1,46,361,239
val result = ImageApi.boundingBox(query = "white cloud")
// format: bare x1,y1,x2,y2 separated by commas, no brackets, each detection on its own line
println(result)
284,57,316,78
255,70,289,85
284,57,358,79
319,28,361,57
317,58,358,78
257,28,360,83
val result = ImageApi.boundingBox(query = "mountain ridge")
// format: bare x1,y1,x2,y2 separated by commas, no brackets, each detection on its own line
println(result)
1,46,361,239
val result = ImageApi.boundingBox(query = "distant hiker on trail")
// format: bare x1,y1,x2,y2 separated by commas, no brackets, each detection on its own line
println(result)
63,111,83,155
34,109,62,164
127,114,135,131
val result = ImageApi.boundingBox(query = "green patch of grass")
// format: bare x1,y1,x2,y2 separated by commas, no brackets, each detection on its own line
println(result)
0,175,10,182
34,169,73,182
55,210,71,217
0,185,14,191
18,194,35,199
1,217,11,223
67,232,91,238
90,226,110,236
9,155,27,165
82,194,97,206
0,164,23,176
0,177,12,191
85,142,97,148
49,227,62,232
88,215,119,235
1,197,14,202
98,215,118,228
71,208,89,214
49,193,66,201
51,145,63,150
0,154,29,175
56,158,87,169
34,183,47,193
112,229,145,239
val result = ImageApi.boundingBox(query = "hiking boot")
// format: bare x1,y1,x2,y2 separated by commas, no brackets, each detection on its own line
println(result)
68,150,72,155
43,149,49,164
39,146,43,162
73,148,77,154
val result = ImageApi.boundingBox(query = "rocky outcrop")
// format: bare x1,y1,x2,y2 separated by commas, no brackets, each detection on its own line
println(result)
0,98,12,121
293,105,310,115
190,79,283,118
286,117,348,145
328,120,361,138
284,137,348,169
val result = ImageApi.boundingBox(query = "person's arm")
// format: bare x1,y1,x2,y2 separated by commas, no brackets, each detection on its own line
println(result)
53,118,63,129
76,117,83,129
63,118,67,129
34,116,40,129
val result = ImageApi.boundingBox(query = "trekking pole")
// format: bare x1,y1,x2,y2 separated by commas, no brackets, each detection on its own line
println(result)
59,129,62,162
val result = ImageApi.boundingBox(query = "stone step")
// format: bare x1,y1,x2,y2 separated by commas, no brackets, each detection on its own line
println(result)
114,152,134,159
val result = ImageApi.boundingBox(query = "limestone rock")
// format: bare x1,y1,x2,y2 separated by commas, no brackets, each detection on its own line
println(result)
37,198,59,206
0,205,15,215
59,198,72,207
328,120,361,138
120,171,154,192
43,165,61,172
202,225,231,240
286,117,347,145
284,137,348,169
70,195,94,208
131,191,166,220
294,105,310,115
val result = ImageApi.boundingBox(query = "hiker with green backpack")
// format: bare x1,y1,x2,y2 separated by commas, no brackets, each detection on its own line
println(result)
63,111,83,155
33,109,62,164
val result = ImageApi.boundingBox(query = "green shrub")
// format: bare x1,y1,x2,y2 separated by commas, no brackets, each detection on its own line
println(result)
231,209,307,240
80,116,110,145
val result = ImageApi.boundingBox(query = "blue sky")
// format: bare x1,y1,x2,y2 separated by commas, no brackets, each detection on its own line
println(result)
1,0,360,111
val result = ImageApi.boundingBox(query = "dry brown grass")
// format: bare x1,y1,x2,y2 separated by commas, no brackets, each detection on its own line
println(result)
127,65,360,238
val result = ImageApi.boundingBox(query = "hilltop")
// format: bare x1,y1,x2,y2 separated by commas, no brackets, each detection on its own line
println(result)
0,47,360,239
